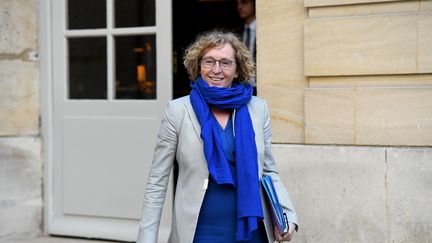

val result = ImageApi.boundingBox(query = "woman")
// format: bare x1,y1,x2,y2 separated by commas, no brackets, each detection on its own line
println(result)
137,30,298,243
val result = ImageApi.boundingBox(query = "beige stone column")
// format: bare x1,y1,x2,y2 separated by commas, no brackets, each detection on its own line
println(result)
0,0,42,240
257,0,308,143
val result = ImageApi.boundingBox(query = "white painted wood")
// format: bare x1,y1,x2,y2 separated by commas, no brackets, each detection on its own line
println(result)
38,0,55,235
64,27,158,37
44,0,173,241
62,117,159,219
107,0,114,100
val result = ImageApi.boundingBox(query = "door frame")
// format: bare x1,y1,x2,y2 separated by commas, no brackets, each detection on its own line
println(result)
39,0,55,236
38,0,173,241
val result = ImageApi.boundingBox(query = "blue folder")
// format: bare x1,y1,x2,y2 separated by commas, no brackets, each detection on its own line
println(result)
261,176,289,234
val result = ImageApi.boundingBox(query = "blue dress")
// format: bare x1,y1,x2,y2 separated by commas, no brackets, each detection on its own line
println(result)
193,114,268,243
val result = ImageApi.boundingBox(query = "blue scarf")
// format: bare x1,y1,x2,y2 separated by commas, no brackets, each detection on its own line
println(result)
190,76,264,241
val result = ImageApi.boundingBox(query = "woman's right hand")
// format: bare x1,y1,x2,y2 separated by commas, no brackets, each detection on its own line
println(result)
274,222,296,242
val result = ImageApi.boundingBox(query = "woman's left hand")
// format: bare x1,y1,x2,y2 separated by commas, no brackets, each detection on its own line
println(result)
274,222,296,242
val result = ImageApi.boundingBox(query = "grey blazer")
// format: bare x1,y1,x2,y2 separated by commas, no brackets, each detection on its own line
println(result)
137,96,298,243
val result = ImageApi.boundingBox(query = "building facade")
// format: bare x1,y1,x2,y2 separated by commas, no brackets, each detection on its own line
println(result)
0,0,431,242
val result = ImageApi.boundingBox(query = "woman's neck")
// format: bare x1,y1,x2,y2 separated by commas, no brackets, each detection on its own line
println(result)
211,107,231,129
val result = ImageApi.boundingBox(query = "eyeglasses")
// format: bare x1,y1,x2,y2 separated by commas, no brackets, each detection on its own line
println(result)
200,57,235,70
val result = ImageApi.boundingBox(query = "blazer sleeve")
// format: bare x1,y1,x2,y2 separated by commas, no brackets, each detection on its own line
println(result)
137,101,177,243
261,100,299,227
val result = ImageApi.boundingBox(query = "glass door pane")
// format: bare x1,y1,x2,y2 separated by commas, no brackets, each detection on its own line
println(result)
68,0,106,29
115,35,156,99
68,37,107,99
115,0,155,27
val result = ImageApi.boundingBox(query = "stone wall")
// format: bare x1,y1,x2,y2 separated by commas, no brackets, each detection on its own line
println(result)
274,145,432,242
257,0,432,242
0,0,42,241
303,0,432,146
257,0,432,146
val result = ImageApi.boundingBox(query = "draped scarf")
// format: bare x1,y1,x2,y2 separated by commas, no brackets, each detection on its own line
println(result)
190,76,264,241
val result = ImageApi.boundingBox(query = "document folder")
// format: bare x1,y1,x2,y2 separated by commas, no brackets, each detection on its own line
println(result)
261,176,289,234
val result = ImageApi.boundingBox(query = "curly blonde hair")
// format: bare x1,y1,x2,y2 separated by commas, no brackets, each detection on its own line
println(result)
183,30,256,85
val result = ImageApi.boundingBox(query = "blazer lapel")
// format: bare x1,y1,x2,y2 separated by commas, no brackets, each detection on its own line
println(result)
184,102,202,140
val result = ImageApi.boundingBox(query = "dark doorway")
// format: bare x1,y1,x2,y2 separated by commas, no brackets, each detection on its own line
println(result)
173,0,242,98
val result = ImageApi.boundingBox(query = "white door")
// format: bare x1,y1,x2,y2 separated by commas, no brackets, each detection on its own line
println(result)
47,0,172,241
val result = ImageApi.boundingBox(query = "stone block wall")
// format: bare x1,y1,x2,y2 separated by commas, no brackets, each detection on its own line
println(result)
258,0,432,242
0,138,42,241
303,0,432,146
0,0,42,241
258,0,432,146
273,144,432,242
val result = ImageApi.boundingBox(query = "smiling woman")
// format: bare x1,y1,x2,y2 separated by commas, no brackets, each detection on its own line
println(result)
183,31,255,85
199,44,238,88
137,30,298,243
